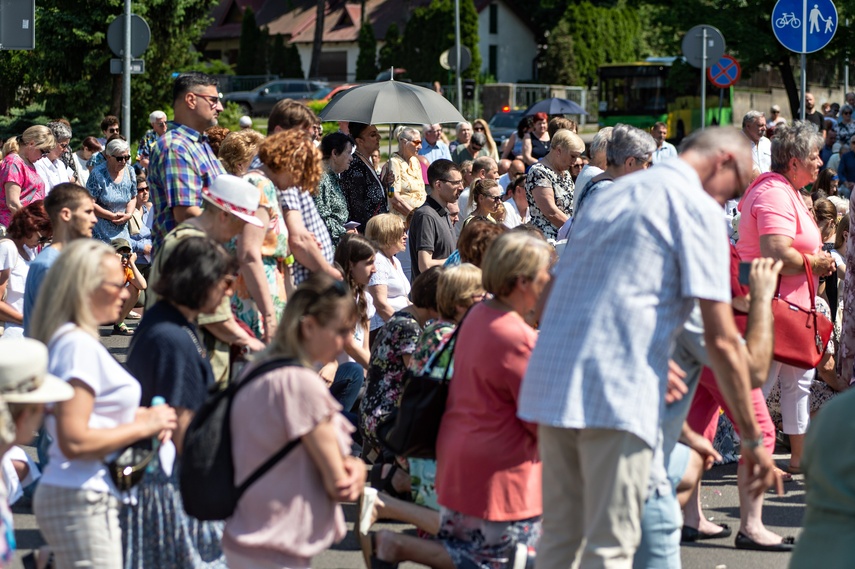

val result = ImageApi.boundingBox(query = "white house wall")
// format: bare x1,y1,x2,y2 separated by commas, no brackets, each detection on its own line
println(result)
478,1,537,83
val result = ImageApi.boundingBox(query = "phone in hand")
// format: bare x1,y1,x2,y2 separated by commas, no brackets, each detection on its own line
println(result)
738,261,752,286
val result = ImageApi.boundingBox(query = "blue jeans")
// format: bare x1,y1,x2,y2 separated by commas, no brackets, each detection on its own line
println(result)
330,362,364,416
633,486,682,569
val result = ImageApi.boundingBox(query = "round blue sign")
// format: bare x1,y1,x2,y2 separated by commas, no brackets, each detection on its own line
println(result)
772,0,837,53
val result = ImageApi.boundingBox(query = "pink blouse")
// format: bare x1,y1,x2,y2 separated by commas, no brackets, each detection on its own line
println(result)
736,172,822,309
0,153,45,227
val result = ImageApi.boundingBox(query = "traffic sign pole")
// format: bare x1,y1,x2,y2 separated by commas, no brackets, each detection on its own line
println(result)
801,0,806,120
701,28,707,130
123,0,131,141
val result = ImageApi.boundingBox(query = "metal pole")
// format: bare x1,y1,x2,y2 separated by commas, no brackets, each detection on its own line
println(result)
846,19,850,96
700,27,707,130
454,0,462,112
801,0,807,121
122,0,131,141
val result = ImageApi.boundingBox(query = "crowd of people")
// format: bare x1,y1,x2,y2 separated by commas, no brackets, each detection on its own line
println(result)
0,70,852,569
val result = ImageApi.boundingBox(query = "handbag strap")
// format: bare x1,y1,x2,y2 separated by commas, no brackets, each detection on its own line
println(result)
422,305,475,382
798,252,818,312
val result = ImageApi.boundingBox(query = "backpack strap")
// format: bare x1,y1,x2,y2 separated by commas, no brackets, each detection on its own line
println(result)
232,357,302,497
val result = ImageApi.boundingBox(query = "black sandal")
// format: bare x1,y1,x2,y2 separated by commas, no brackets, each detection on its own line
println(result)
359,531,399,569
368,463,412,502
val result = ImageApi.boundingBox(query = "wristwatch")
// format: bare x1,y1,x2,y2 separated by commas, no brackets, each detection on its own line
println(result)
742,436,764,450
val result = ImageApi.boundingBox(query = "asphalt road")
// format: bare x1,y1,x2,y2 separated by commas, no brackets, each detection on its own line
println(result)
11,322,806,569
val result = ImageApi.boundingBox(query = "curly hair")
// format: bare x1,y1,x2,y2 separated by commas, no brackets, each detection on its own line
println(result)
458,219,507,267
258,130,322,195
219,129,264,175
6,200,51,241
205,125,231,157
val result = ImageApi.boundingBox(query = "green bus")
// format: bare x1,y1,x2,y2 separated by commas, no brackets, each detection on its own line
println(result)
598,57,733,140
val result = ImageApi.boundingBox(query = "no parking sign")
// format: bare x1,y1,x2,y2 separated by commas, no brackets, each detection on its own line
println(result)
707,55,741,88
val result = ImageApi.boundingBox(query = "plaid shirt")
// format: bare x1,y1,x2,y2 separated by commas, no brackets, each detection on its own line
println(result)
136,128,161,160
148,124,225,252
518,158,731,448
279,186,334,285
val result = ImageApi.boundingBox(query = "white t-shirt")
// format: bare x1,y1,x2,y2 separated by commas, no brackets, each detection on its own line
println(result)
41,324,141,495
72,152,90,187
502,198,531,229
34,157,72,195
0,239,33,340
368,253,412,330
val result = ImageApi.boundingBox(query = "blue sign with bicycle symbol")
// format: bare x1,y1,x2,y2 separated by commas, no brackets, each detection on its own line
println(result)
772,0,837,53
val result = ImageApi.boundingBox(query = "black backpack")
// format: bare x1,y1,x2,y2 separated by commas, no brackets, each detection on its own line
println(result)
180,357,299,521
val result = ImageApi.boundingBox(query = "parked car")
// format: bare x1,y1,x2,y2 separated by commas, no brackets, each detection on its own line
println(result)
488,109,526,147
309,83,359,105
224,79,329,115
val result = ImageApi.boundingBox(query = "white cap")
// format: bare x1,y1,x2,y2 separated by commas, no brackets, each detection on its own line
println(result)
201,174,264,227
0,339,73,404
239,116,253,129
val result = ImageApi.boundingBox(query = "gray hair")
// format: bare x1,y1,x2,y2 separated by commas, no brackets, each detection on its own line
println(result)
770,121,824,174
679,126,751,157
46,121,72,142
394,126,420,144
606,124,656,167
589,126,614,158
843,104,853,114
105,138,130,156
472,155,496,174
149,110,167,124
742,110,766,128
456,121,472,133
470,132,487,146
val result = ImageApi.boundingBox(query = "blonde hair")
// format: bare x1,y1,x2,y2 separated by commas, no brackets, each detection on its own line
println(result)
365,213,405,251
21,125,55,152
472,118,498,159
219,129,265,175
30,240,117,344
481,232,552,298
437,263,483,320
550,129,585,154
265,274,357,366
258,130,322,195
2,138,18,156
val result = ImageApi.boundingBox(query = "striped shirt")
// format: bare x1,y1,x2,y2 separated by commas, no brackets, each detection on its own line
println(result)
148,123,225,252
518,158,731,448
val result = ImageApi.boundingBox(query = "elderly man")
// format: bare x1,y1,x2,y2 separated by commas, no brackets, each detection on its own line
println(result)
419,123,452,164
136,110,169,168
519,127,778,569
743,110,771,176
148,72,225,253
498,158,525,191
650,122,677,164
449,121,473,153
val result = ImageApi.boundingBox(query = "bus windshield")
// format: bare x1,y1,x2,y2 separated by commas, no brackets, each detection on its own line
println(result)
599,65,669,115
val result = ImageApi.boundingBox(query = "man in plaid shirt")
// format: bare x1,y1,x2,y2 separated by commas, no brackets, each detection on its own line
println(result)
149,72,226,253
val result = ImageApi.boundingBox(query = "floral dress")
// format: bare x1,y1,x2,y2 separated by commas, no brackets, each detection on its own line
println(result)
386,153,427,220
339,155,387,230
525,162,574,240
359,310,421,451
0,153,45,228
87,162,135,244
314,167,349,245
227,171,289,340
408,320,455,510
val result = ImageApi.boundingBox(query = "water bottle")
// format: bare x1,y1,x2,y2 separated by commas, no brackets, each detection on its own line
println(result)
146,396,166,473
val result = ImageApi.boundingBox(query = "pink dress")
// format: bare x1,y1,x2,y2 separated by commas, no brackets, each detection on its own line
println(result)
0,153,45,227
223,365,352,569
736,172,822,309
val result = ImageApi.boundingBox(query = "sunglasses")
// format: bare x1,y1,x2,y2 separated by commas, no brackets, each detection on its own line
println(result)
113,155,131,163
471,145,483,151
107,127,120,134
194,93,222,107
484,195,503,202
137,185,149,192
120,252,131,260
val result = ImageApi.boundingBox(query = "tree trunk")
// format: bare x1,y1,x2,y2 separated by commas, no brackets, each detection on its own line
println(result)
309,0,326,79
111,75,122,118
778,56,800,119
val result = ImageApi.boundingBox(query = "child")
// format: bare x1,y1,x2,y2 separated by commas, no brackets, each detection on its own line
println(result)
110,238,146,336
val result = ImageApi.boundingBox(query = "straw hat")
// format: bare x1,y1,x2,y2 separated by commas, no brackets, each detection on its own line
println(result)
201,174,263,227
0,339,73,404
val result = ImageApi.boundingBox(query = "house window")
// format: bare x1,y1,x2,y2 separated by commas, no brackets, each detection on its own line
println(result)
489,45,498,78
489,4,498,35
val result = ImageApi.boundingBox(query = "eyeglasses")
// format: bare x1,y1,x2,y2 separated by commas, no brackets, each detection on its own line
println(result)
113,155,131,163
107,127,120,134
58,141,69,149
194,93,222,108
440,178,465,187
484,194,503,202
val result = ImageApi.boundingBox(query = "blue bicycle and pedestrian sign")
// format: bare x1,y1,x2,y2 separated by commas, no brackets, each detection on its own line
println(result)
772,0,837,53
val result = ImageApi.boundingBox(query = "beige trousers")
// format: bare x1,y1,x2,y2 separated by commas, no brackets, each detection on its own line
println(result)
536,426,653,569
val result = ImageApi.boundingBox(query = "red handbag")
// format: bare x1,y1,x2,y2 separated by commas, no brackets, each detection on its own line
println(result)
732,248,832,369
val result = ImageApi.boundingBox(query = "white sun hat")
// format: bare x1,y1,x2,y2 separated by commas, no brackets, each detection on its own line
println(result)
0,339,74,404
201,174,264,227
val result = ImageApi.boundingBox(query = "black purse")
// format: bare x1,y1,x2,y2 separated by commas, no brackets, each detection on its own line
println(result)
377,318,463,459
105,442,155,491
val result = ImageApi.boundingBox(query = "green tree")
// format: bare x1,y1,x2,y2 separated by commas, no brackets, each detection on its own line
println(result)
378,23,402,71
237,7,267,74
31,0,219,141
269,34,305,78
356,22,379,80
539,20,578,85
399,0,481,83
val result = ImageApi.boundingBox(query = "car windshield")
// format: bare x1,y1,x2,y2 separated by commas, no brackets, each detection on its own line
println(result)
489,112,523,129
312,87,333,99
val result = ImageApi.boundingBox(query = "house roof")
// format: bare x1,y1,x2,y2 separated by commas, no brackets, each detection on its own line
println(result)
203,0,536,43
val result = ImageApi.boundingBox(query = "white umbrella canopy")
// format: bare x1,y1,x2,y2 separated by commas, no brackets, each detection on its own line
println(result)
318,80,466,125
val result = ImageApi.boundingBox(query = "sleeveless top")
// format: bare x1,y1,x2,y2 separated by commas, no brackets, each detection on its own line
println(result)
529,133,550,161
